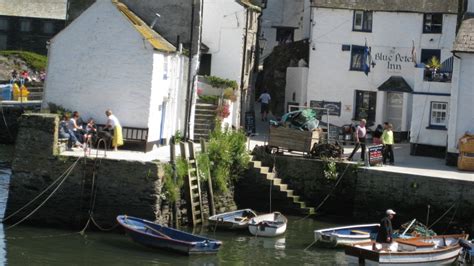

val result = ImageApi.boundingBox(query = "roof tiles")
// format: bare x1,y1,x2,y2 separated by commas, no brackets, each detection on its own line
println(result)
453,13,474,54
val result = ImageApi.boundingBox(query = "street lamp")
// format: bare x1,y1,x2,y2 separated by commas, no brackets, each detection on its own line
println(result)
258,35,267,55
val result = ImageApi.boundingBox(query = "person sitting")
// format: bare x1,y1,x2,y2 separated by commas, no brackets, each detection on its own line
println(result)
68,111,84,146
59,114,79,150
84,118,98,150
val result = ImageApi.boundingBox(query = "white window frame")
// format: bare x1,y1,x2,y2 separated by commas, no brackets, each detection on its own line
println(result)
353,10,372,32
429,101,448,127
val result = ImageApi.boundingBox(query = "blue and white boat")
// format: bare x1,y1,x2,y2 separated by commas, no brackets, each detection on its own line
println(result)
208,209,257,230
314,223,380,247
117,215,222,255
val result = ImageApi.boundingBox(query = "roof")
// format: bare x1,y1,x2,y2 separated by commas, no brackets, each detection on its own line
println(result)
310,0,458,14
236,0,262,12
378,76,413,93
113,0,176,53
453,13,474,53
0,0,67,20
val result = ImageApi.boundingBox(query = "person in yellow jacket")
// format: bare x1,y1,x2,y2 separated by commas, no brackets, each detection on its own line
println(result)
382,122,394,165
104,109,123,151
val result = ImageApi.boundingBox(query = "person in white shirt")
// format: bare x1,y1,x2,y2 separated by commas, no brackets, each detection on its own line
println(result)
348,119,367,161
257,90,271,121
104,109,123,151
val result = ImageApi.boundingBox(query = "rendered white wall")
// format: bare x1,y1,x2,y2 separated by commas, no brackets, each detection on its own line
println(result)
43,0,154,128
285,67,308,112
306,8,457,130
448,53,474,153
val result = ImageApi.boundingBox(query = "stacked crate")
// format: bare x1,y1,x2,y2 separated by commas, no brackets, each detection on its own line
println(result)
458,134,474,171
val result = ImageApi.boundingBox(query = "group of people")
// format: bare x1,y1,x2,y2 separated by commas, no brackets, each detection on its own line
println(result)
59,109,123,151
348,119,395,165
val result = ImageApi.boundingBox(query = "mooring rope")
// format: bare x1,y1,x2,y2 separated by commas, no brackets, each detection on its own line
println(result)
2,157,81,223
428,199,459,229
6,160,79,230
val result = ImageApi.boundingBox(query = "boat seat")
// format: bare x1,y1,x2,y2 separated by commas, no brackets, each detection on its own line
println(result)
351,230,370,235
396,239,435,247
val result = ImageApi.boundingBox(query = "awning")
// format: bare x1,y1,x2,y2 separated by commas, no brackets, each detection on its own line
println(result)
378,76,413,93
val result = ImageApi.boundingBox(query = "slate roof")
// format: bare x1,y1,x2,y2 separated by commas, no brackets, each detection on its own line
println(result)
0,0,67,20
453,13,474,54
378,76,413,93
310,0,458,14
113,1,176,53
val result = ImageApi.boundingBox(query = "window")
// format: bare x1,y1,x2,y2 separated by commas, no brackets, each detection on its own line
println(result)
355,90,377,124
43,21,55,34
421,49,441,64
429,102,448,128
423,13,443,33
245,48,253,74
353,10,372,32
275,27,294,44
20,19,31,32
350,45,366,71
0,18,8,31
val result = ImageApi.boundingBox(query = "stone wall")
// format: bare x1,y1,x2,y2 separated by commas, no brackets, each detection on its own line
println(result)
245,153,474,233
0,104,42,144
5,113,237,229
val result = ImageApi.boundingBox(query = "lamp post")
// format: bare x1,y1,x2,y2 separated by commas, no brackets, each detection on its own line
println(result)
258,35,267,55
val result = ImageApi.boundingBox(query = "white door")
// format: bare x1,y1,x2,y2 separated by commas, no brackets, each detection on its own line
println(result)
386,92,403,131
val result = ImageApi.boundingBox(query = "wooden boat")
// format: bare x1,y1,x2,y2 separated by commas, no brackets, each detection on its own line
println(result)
248,212,287,237
208,209,257,230
117,215,222,255
314,223,380,247
345,234,468,265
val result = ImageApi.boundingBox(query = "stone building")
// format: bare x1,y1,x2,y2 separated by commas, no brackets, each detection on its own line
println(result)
301,0,458,141
42,0,189,151
0,0,67,55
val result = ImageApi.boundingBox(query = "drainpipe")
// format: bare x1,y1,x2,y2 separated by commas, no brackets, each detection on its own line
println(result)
239,9,250,126
183,0,196,140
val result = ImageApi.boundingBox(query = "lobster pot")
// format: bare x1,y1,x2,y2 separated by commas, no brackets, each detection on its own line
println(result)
459,134,474,153
458,153,474,171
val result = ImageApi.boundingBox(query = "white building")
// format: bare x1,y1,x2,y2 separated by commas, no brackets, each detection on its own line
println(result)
201,0,260,128
259,0,311,62
446,7,474,164
42,0,188,151
303,0,457,140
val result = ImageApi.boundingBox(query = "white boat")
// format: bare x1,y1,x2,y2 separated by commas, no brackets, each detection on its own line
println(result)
208,209,257,230
248,212,287,237
345,234,468,265
314,223,380,247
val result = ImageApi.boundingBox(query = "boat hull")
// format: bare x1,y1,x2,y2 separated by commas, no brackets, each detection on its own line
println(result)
314,223,380,247
208,209,257,230
248,212,287,237
117,215,221,255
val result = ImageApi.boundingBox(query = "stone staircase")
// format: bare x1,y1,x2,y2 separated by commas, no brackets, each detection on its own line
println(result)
27,86,43,101
193,100,217,141
249,158,316,215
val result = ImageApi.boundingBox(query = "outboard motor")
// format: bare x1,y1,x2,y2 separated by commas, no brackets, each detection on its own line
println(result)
459,239,474,264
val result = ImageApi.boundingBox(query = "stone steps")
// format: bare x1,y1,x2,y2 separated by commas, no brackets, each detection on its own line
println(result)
193,102,218,141
249,158,316,216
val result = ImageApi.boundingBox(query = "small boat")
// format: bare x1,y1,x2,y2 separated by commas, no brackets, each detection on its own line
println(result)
117,215,222,255
345,234,468,265
248,212,287,237
314,223,380,247
208,209,257,230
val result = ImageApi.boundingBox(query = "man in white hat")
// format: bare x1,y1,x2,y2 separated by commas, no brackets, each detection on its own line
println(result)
376,209,396,248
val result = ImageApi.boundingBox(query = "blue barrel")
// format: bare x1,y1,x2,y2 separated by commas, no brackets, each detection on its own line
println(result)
0,84,12,101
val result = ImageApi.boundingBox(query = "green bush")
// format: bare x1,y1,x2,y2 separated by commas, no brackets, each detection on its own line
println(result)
206,122,250,192
162,157,188,203
0,50,47,70
205,76,238,90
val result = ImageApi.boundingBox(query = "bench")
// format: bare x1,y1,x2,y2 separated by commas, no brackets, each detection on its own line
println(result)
351,230,370,235
96,124,149,152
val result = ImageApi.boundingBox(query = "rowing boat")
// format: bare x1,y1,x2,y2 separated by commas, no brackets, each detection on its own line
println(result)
314,223,380,247
248,212,287,237
208,209,257,230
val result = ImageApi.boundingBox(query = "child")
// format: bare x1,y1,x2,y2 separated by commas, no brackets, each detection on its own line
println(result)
84,118,97,151
382,122,394,165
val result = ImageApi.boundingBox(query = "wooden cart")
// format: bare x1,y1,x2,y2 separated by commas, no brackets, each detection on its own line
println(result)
268,126,322,153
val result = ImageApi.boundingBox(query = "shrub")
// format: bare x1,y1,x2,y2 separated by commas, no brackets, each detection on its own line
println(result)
0,50,47,70
161,157,187,203
223,87,237,102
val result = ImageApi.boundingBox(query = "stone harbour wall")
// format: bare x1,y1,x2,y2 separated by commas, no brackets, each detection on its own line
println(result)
5,113,238,229
245,153,474,233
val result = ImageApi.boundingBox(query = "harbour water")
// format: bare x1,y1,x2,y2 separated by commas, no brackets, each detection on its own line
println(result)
0,167,347,265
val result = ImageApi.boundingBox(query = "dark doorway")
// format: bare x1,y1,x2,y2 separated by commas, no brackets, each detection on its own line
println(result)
354,90,377,125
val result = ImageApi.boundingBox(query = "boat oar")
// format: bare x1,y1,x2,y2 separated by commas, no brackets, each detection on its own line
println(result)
401,219,417,237
144,225,172,239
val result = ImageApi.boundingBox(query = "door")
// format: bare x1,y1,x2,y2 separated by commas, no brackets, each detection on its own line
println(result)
355,90,377,125
386,92,403,131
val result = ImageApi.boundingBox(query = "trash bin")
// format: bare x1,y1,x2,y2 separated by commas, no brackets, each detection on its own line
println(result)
0,84,12,101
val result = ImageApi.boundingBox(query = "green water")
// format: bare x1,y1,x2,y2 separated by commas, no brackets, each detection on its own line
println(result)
0,168,347,265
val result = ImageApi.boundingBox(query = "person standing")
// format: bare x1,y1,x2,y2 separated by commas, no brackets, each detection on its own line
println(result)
376,209,396,249
348,119,367,161
257,90,271,121
372,124,384,145
104,109,123,151
382,122,395,165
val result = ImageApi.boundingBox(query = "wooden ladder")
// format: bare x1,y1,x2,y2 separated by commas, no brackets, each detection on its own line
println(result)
180,141,204,226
